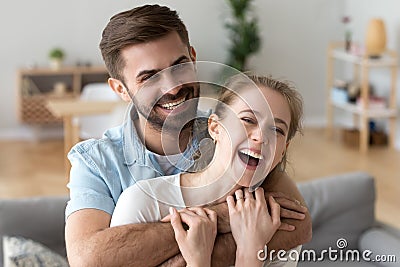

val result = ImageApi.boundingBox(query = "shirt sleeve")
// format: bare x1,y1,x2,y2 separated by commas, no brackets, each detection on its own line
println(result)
110,181,161,227
65,143,116,219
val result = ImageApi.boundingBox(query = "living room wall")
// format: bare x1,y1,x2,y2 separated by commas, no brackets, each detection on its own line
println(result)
0,0,366,143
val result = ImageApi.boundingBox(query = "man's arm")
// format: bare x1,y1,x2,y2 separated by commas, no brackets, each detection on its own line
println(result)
158,233,236,267
65,209,179,267
262,170,313,251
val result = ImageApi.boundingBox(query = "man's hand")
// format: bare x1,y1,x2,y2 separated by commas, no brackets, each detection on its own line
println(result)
262,170,313,251
265,191,308,231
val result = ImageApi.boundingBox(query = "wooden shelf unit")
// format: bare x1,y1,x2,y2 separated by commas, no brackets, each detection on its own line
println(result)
17,65,109,124
326,42,398,152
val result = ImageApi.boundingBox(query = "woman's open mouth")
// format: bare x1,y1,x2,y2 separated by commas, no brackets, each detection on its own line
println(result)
238,148,263,169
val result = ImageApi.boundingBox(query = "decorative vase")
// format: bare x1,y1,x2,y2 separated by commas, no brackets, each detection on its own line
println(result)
50,58,63,70
365,18,387,58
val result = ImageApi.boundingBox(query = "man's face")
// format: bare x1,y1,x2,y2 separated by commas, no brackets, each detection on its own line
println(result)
121,32,199,132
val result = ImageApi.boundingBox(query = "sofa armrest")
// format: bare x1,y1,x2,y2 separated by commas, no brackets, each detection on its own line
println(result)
359,223,400,267
297,171,376,252
0,196,68,265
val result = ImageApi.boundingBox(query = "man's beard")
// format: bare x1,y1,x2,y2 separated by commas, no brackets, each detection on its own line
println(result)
134,84,199,133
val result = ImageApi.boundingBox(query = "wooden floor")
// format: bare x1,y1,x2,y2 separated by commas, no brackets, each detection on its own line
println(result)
0,128,399,228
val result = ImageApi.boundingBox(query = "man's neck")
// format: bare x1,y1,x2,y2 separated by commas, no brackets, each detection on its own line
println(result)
135,117,192,155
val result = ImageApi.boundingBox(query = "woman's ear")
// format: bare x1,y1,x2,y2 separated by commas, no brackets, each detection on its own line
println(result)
108,78,131,102
208,114,220,141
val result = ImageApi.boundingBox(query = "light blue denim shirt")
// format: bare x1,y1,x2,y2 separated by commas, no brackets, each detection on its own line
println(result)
65,110,211,218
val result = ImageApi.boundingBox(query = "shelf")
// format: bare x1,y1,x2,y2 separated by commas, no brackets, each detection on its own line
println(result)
326,42,398,152
17,65,109,125
331,49,397,67
331,100,397,118
19,65,108,75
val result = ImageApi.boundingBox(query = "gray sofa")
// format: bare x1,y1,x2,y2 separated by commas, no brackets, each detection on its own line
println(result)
1,172,399,266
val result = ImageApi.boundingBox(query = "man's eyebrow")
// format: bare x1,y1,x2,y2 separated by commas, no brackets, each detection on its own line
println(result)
136,55,190,80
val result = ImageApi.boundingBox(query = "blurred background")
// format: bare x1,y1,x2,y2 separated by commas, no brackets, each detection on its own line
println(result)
0,0,399,231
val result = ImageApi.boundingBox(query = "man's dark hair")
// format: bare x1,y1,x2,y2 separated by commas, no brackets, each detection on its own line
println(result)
99,4,190,82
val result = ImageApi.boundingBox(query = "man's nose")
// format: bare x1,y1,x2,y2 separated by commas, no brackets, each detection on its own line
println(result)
159,73,182,95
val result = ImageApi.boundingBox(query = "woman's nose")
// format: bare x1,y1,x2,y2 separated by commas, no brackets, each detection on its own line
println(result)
250,127,263,143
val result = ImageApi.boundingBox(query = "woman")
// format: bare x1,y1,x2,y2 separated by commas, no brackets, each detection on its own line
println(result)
111,74,303,266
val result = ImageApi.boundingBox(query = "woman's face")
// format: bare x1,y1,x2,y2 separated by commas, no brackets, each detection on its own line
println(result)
211,85,291,188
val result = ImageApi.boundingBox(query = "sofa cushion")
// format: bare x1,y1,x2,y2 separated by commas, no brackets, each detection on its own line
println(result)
3,236,68,267
0,196,68,266
359,227,400,267
297,172,375,253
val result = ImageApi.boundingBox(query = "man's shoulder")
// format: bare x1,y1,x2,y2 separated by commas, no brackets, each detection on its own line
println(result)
68,124,124,157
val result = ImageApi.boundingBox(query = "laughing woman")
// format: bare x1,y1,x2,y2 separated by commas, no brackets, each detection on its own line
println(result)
111,74,304,267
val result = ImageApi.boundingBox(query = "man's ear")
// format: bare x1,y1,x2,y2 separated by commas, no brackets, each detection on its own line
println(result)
108,78,131,102
189,46,197,61
208,114,220,141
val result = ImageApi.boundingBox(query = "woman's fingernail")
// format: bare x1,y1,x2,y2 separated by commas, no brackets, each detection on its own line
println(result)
169,207,174,215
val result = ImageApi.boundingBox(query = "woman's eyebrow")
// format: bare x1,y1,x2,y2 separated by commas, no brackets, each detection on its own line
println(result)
274,118,289,130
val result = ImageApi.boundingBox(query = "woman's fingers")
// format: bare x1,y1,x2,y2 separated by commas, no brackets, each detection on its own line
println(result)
255,187,267,205
227,195,236,214
170,207,185,240
235,189,244,202
187,207,207,218
244,188,253,201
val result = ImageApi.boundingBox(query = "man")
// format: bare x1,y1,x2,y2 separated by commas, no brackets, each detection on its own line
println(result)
65,4,311,266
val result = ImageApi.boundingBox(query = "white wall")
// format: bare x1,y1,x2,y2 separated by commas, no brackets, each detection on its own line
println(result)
8,0,399,147
0,0,231,139
345,0,400,149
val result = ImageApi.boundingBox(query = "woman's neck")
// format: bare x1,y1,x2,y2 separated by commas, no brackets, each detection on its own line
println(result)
180,163,239,207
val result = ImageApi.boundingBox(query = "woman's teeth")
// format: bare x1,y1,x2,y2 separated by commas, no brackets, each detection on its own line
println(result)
160,97,186,110
239,149,263,159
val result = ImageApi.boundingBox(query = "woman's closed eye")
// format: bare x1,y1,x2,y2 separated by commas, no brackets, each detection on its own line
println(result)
240,117,256,124
270,126,286,136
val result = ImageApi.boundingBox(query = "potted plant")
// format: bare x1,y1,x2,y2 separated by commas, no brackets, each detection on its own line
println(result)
225,0,261,71
49,48,65,69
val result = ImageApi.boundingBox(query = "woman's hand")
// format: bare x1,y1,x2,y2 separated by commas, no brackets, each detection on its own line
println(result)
170,207,217,267
227,187,281,266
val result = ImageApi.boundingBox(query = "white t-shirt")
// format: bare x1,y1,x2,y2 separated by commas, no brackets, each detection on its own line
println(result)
110,174,301,267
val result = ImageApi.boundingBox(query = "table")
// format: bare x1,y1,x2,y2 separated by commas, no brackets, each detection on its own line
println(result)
47,99,124,178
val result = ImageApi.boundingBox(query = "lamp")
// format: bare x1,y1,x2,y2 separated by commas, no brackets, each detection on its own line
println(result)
365,18,387,58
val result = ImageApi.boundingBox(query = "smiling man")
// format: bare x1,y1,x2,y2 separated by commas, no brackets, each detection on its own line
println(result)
65,5,311,267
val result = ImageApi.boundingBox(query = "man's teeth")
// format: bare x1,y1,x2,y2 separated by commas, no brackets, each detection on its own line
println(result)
160,98,185,110
240,149,263,159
